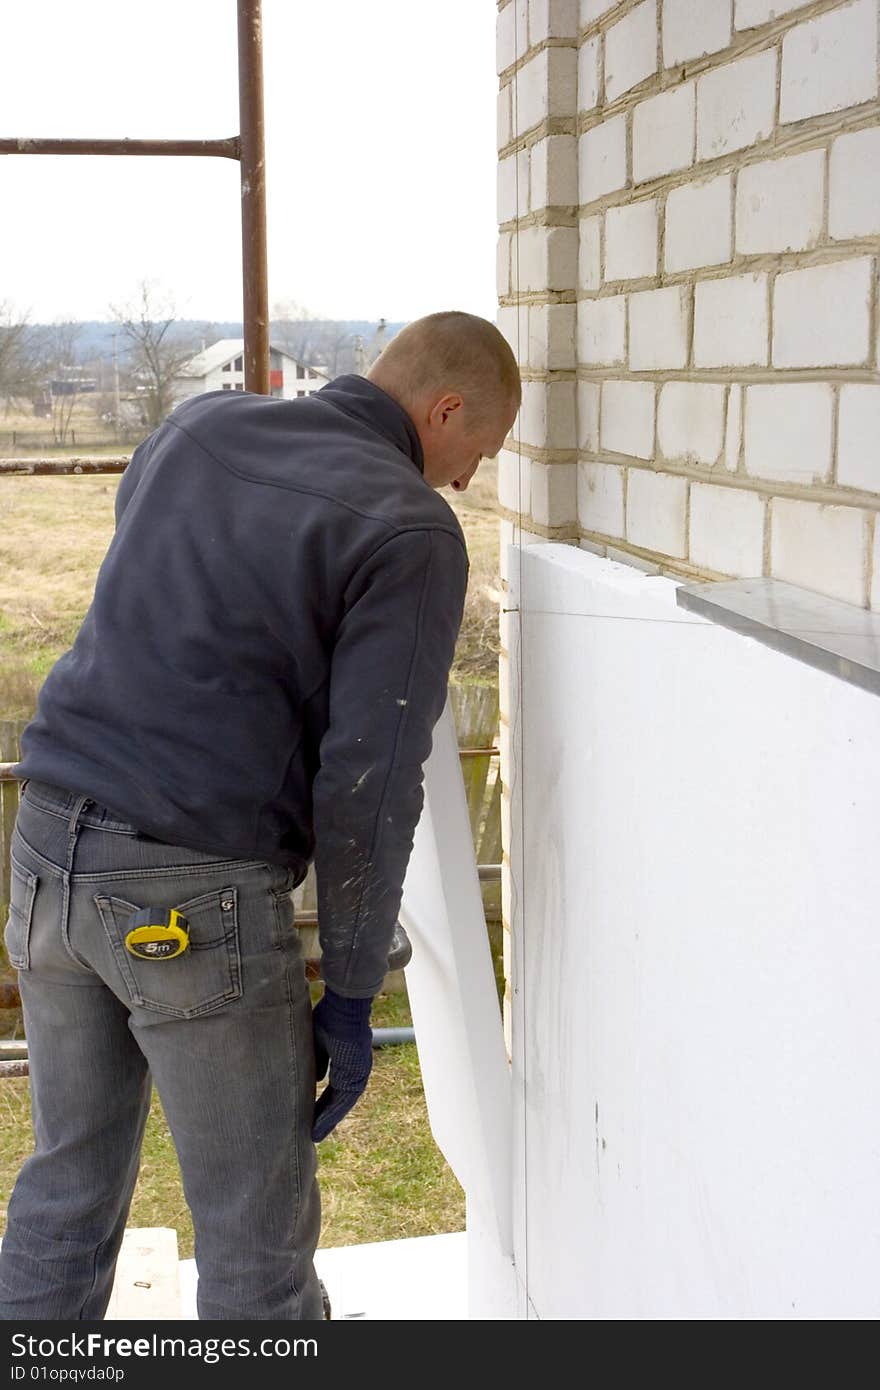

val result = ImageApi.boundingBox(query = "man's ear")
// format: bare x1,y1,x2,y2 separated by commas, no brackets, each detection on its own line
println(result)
428,393,464,428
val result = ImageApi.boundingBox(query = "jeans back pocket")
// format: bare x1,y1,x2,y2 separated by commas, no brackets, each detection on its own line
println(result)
5,857,39,971
95,886,242,1018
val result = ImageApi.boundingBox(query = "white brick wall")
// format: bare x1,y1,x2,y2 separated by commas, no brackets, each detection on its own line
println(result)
578,36,601,113
657,382,726,464
530,0,579,44
629,285,690,369
735,0,811,29
497,234,512,298
690,482,765,575
517,224,579,292
838,385,880,492
577,460,625,536
577,296,626,364
663,1,732,66
496,1,526,74
770,497,867,606
744,384,834,483
601,380,656,457
605,199,658,281
531,135,578,210
499,0,880,613
579,216,601,289
665,174,732,272
528,302,576,371
735,149,824,254
498,149,528,223
498,86,512,151
780,0,878,125
725,384,742,471
697,49,777,161
626,468,688,555
531,461,578,525
577,381,601,450
514,46,579,137
498,447,531,514
693,273,768,367
829,127,880,239
582,0,623,22
773,257,873,368
605,1,657,103
520,380,577,450
872,523,880,609
633,83,695,183
580,116,628,203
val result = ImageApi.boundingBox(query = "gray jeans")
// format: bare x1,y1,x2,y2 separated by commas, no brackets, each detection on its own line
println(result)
0,781,323,1320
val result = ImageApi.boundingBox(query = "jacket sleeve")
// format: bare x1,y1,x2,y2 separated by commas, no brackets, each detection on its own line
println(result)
312,526,468,997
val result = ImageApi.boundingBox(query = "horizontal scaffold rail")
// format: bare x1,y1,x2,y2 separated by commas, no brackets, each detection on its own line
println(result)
0,137,240,159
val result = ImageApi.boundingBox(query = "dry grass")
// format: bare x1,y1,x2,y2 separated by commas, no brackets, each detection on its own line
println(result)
0,476,118,716
449,461,502,682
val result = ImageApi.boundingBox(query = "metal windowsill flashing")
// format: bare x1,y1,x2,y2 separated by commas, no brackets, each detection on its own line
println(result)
675,577,880,699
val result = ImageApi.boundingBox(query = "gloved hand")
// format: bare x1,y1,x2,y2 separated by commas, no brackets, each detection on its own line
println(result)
312,987,374,1142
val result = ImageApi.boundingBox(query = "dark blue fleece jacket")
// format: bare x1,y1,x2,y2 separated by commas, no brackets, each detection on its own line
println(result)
16,376,468,997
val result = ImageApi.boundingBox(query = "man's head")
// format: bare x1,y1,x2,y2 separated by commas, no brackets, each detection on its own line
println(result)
366,311,521,492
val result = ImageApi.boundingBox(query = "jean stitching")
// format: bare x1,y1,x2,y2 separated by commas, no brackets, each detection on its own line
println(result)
12,828,268,883
95,890,243,1019
284,960,303,1306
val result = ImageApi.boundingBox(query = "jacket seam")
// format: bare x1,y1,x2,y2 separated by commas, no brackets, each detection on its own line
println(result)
340,530,439,989
342,526,468,607
166,414,463,543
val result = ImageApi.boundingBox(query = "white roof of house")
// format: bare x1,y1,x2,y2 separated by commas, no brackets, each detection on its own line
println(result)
178,338,328,379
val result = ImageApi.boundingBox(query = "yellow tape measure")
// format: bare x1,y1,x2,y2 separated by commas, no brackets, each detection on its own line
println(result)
124,908,190,961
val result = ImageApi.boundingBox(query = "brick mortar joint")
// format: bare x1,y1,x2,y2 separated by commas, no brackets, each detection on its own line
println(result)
575,531,731,583
496,508,580,540
498,34,580,86
499,209,580,231
575,0,857,79
499,291,577,305
574,368,880,384
576,453,880,513
498,116,577,157
574,243,880,297
575,104,880,211
503,445,579,464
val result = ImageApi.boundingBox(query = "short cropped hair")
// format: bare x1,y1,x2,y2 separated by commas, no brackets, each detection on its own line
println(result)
368,310,521,422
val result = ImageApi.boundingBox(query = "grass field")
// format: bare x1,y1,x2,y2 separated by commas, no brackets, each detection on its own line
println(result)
0,443,501,1255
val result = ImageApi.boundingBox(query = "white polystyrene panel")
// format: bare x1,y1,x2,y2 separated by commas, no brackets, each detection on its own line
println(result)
507,544,880,1319
400,700,512,1255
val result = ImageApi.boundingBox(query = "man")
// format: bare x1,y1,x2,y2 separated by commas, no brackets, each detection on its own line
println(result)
0,310,520,1321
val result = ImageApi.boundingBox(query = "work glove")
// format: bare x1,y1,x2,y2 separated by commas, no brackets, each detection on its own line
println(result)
312,987,374,1142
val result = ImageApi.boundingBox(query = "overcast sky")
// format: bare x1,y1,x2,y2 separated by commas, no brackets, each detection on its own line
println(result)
0,0,498,325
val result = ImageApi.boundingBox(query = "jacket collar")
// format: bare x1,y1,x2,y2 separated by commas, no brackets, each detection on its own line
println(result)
316,375,424,474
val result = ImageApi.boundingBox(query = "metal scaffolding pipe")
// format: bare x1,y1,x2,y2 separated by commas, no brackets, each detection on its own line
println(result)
237,0,270,395
0,137,240,159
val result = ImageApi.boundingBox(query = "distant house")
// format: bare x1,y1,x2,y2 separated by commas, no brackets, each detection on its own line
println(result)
49,376,97,396
173,339,329,404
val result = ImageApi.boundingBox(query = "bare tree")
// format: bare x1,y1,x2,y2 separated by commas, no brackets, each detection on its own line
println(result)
40,321,86,445
269,298,324,366
0,302,41,409
111,281,201,430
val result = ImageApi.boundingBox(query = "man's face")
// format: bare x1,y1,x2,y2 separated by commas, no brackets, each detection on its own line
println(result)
421,392,519,493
